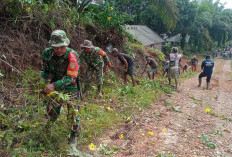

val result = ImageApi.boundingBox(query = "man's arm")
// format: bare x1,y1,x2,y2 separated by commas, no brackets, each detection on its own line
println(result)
179,57,182,68
78,52,84,65
53,76,73,89
98,49,111,67
123,58,128,72
141,61,149,77
201,61,204,70
40,49,51,83
40,49,54,94
144,60,149,68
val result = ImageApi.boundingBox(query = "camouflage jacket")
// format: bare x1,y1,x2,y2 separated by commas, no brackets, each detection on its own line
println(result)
79,47,109,68
40,47,79,92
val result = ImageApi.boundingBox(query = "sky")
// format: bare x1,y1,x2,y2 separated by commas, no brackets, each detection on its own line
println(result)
214,0,232,9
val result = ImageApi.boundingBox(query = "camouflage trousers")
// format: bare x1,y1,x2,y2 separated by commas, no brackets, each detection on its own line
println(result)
85,64,103,85
46,92,80,132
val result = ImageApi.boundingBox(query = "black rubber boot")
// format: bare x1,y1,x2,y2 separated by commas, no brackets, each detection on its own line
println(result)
198,78,202,87
97,84,102,96
68,119,80,144
207,82,210,90
68,130,77,144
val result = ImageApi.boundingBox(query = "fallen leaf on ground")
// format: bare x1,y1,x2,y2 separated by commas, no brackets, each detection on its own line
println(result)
148,131,153,136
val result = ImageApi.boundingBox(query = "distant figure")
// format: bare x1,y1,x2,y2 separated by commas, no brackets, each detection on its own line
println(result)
141,56,158,79
215,50,218,57
183,65,188,72
198,55,214,90
222,52,227,60
169,47,182,89
163,60,170,77
111,48,136,86
229,51,232,58
191,56,198,72
213,50,218,58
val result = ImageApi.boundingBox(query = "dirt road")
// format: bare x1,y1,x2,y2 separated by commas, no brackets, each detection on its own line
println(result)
96,59,232,157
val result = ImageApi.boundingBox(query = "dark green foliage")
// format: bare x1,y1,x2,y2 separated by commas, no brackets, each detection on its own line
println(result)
108,0,178,33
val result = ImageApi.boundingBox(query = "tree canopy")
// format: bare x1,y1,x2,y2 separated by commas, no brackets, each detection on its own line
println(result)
1,0,232,53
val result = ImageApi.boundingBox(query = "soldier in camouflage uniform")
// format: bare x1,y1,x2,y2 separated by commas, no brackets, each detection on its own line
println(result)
79,40,112,95
40,30,80,144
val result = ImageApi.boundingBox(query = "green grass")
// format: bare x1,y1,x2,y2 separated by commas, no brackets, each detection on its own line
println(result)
78,71,170,145
180,71,197,81
0,69,196,156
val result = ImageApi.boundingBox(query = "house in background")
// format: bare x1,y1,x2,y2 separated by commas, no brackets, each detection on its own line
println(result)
125,25,165,50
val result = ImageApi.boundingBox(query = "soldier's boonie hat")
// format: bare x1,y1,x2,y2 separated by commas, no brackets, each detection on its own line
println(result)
111,48,118,53
49,30,70,47
80,40,95,49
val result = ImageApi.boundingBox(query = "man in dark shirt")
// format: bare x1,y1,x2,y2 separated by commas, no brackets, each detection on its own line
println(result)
142,56,158,79
198,55,214,90
191,56,198,72
112,48,136,86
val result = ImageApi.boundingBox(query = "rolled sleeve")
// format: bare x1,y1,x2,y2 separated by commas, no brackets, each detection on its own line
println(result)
53,76,72,89
40,49,51,81
103,55,109,63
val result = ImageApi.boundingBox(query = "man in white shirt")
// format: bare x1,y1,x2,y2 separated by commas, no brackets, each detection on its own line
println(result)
168,47,182,89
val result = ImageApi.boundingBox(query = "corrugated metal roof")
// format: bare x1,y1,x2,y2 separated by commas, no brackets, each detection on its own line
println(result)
125,25,165,46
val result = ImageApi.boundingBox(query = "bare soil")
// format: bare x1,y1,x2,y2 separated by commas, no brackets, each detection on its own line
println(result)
94,59,232,157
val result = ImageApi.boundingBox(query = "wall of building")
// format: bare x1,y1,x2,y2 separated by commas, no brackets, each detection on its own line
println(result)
147,43,163,50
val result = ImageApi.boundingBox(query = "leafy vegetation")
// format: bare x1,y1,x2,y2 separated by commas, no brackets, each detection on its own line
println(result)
211,130,223,137
1,0,230,156
175,0,232,53
156,153,175,157
198,134,217,149
2,0,232,55
0,66,198,155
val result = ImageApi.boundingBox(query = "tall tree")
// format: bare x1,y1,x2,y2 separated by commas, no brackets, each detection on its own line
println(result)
108,0,178,33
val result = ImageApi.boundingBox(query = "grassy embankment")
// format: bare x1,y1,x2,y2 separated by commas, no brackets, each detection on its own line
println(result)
0,51,199,156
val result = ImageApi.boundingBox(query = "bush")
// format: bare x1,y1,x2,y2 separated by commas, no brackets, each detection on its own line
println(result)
0,0,131,33
161,43,172,55
81,2,132,30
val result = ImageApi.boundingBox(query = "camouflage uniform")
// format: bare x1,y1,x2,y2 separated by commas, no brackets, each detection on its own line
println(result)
40,30,80,140
41,47,79,91
79,40,109,92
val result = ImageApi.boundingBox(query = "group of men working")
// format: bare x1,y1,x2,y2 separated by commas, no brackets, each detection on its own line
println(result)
222,50,232,59
212,46,232,59
40,30,138,144
163,48,214,90
40,30,215,144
